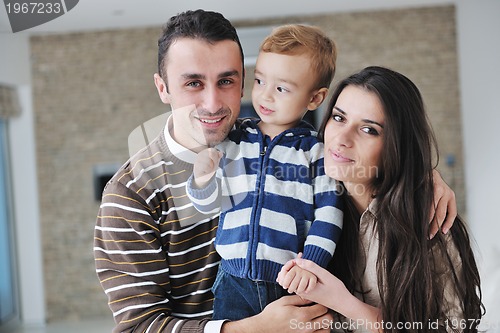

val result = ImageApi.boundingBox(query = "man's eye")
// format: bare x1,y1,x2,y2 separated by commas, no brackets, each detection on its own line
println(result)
219,79,233,86
187,81,201,87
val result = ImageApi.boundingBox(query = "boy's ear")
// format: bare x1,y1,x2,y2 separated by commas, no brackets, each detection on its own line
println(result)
154,73,171,104
308,87,329,110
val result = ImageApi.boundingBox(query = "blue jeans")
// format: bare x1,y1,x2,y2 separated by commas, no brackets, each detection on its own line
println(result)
212,268,288,321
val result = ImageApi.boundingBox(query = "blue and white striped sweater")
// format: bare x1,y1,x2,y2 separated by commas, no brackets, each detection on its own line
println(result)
187,119,343,282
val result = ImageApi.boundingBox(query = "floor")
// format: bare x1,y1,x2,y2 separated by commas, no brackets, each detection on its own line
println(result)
9,318,115,333
6,312,500,333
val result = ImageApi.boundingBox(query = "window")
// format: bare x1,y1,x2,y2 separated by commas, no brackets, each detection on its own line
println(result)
0,119,18,329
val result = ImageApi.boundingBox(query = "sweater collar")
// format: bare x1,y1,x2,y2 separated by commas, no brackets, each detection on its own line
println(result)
163,114,197,164
240,118,317,137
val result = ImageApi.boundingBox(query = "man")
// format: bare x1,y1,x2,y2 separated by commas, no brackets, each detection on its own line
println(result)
94,9,332,333
94,9,456,333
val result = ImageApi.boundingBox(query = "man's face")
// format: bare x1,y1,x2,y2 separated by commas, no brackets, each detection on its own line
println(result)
154,38,244,152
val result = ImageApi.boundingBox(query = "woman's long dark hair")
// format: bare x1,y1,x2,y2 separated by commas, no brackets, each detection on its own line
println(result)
319,66,483,332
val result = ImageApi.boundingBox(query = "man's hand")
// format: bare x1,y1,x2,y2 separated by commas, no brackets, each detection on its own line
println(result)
430,169,457,239
221,295,333,333
193,148,222,188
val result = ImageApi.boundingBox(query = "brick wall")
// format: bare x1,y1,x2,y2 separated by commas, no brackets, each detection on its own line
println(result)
31,5,463,321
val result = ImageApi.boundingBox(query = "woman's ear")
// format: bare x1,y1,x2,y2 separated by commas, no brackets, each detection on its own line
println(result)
308,87,329,110
154,73,171,104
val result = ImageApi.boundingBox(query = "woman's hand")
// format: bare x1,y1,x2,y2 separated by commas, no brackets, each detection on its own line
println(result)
430,169,457,239
277,257,349,311
278,258,382,333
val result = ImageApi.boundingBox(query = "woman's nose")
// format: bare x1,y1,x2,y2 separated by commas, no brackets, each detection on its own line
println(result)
334,126,354,148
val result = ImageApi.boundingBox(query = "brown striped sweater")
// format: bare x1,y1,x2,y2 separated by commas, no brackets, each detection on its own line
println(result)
94,119,220,333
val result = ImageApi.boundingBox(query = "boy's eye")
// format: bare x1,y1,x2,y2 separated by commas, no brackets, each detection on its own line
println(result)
276,86,288,93
255,78,264,85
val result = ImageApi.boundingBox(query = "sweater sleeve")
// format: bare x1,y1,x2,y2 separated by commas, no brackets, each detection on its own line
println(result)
94,179,210,333
186,174,222,215
302,142,344,268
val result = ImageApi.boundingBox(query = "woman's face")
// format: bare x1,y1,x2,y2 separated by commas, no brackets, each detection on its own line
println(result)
323,85,385,193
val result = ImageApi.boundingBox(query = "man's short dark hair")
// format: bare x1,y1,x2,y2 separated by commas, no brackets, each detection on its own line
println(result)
158,9,244,80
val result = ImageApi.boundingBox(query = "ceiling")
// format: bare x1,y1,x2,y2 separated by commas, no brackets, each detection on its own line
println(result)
0,0,454,35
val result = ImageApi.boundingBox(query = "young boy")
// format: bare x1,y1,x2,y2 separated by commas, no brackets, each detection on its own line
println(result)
186,24,343,321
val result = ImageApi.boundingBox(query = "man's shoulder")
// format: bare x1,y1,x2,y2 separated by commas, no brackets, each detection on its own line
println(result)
116,135,167,176
102,133,186,197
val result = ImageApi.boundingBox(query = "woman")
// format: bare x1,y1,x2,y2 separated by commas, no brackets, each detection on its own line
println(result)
277,66,483,332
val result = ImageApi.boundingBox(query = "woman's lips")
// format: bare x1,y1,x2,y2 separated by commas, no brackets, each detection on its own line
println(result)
330,149,354,163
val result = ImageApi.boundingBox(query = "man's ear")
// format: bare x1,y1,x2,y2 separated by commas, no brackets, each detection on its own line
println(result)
307,87,329,110
154,73,170,104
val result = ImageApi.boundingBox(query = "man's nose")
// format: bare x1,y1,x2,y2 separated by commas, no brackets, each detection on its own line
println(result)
202,87,223,113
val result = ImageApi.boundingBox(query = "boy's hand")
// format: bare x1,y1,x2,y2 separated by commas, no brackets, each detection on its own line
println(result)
277,253,318,295
193,148,222,188
280,265,318,295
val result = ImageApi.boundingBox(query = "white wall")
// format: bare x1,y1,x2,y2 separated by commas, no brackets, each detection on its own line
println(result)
0,33,46,327
457,0,500,259
457,1,500,328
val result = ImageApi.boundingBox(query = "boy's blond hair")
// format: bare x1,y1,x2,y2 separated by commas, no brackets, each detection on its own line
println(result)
260,24,337,90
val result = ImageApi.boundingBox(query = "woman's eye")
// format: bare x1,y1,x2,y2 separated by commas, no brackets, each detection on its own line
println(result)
362,127,379,136
332,114,343,122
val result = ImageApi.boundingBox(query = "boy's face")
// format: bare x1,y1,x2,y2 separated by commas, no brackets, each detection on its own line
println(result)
252,51,322,134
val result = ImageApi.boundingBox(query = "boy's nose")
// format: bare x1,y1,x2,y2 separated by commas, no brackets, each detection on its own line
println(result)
260,85,274,102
